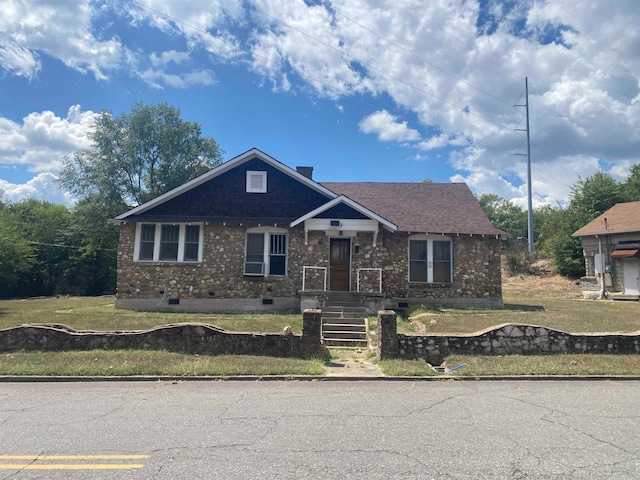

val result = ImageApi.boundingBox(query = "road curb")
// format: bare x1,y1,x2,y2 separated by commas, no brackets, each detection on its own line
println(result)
2,374,640,382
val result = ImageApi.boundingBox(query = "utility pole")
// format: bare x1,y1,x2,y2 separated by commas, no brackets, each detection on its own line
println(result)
515,77,534,253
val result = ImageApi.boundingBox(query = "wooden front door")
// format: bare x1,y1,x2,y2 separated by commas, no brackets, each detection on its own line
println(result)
330,238,351,291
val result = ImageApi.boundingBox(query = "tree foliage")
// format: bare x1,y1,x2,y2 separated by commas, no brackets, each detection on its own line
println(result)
44,102,224,297
477,194,528,242
479,165,640,278
539,166,639,278
59,102,224,208
0,204,35,295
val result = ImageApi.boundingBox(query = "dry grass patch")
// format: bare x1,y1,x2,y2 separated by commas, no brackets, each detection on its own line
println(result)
443,354,640,376
377,358,438,376
0,350,325,376
408,299,640,334
0,296,302,333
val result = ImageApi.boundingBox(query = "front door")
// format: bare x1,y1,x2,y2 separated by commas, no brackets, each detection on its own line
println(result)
622,259,640,296
330,238,351,291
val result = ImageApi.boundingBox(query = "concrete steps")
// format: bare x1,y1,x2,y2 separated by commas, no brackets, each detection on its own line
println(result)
321,304,368,348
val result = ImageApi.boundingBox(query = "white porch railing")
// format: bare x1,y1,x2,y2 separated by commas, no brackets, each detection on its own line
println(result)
302,266,328,291
356,268,383,293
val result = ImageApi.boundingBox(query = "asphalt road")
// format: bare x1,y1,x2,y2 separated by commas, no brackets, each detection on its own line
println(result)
0,380,639,479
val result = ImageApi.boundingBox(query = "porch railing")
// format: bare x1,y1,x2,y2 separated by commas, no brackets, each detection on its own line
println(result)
302,266,328,291
356,268,382,293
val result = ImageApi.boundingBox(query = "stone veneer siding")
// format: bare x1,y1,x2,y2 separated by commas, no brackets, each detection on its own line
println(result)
116,222,502,312
377,231,503,309
116,223,327,312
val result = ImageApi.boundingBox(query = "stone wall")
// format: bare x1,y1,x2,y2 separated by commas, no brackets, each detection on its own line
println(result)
377,312,640,364
0,310,327,359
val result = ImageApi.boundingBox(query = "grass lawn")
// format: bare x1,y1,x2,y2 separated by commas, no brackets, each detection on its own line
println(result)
0,350,325,376
378,354,640,377
1,292,639,377
442,354,640,376
0,296,302,333
406,298,640,334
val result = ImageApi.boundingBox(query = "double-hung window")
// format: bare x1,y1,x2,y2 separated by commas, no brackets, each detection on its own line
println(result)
244,227,287,276
135,223,203,262
408,235,452,283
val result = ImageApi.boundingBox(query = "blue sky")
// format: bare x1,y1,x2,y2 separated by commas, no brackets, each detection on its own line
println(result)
2,0,640,208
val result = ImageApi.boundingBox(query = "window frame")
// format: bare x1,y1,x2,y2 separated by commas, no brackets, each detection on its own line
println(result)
134,223,203,263
244,227,288,277
246,170,267,193
408,235,452,284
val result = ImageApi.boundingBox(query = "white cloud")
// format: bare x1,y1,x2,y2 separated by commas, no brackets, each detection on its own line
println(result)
0,0,125,80
0,173,73,204
0,43,40,79
137,67,217,89
0,105,97,204
150,50,191,67
3,0,640,206
359,110,421,142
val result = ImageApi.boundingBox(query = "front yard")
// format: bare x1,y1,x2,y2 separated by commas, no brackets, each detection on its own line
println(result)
0,280,639,377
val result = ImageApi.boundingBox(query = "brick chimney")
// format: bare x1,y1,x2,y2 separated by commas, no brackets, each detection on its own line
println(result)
296,166,314,180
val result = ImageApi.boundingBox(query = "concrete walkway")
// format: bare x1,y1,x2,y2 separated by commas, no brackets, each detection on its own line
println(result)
324,350,384,378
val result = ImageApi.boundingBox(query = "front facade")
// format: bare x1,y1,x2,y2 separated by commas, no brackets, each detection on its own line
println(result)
573,201,640,300
112,149,504,313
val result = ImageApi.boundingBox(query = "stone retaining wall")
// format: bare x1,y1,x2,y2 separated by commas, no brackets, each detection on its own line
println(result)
377,310,640,364
0,310,326,359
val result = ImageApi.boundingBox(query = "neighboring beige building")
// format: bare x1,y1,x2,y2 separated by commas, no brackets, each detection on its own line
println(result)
111,148,505,313
572,201,640,300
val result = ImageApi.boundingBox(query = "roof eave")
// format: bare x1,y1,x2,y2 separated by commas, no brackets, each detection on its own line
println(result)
572,228,640,238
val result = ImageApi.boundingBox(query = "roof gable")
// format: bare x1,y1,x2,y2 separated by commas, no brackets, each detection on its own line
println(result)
291,195,397,231
572,201,640,237
114,148,336,221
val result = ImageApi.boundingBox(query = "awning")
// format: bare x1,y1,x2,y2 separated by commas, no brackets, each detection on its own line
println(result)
611,249,640,259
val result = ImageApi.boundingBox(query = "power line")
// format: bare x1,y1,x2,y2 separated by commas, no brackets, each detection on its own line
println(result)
129,0,523,156
244,0,519,134
130,0,576,187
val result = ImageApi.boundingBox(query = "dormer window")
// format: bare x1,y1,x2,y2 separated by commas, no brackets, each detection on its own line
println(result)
246,171,267,193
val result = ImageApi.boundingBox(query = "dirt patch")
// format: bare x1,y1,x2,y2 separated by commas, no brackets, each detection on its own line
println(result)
502,257,582,299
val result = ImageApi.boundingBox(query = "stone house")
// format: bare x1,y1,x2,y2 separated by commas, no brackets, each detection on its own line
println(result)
111,148,504,313
572,201,640,300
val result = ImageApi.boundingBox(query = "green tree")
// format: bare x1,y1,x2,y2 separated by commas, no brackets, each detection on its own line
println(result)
59,102,224,208
477,194,528,241
9,199,75,296
58,102,224,294
569,171,624,224
538,206,585,277
0,205,35,297
622,163,640,201
540,171,624,278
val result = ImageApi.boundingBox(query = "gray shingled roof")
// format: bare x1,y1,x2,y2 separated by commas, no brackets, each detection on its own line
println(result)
572,201,640,237
320,182,503,235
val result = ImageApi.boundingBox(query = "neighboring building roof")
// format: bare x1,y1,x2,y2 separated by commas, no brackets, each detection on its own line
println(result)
572,201,640,237
321,182,503,235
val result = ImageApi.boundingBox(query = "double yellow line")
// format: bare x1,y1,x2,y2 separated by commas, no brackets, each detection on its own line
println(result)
0,455,149,470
